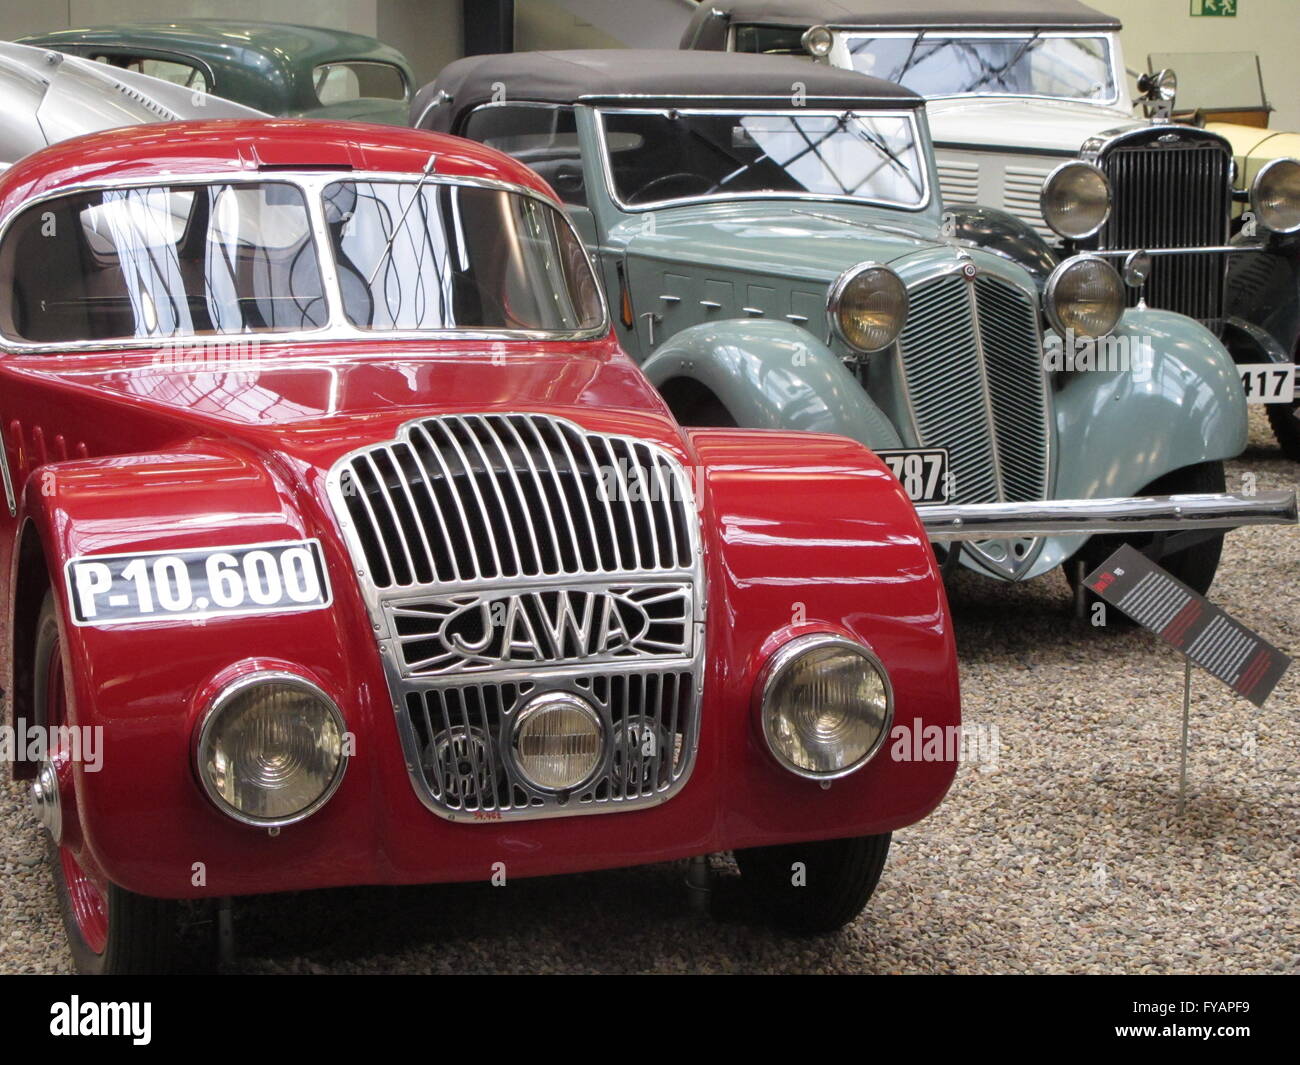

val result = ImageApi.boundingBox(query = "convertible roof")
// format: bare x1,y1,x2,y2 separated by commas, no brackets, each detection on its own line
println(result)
412,48,920,131
682,1,1122,49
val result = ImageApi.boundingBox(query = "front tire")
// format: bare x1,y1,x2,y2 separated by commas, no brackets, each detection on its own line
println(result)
1266,400,1300,461
733,832,892,934
33,591,184,974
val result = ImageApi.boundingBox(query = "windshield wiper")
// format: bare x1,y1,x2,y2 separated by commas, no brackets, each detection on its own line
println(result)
967,31,1041,93
366,153,437,290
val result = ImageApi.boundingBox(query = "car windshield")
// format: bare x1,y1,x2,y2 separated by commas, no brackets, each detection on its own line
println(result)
0,181,327,343
599,109,928,209
836,32,1117,103
323,179,603,332
0,177,605,345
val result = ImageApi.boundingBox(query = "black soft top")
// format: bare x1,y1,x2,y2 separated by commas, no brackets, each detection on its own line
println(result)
682,0,1122,50
411,48,921,131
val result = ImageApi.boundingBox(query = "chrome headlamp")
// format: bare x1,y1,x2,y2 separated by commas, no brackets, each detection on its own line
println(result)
1045,254,1125,339
801,25,834,58
195,672,347,827
827,262,908,353
1040,161,1112,240
755,634,893,779
1252,158,1300,235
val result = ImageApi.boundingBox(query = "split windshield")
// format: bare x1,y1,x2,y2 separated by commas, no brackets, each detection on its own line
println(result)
0,177,604,345
837,32,1117,103
599,109,928,209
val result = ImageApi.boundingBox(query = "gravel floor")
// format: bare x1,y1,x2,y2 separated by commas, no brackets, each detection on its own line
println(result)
2,408,1296,974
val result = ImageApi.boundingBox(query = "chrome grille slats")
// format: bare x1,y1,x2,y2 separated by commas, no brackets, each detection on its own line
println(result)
974,276,1051,503
337,413,695,588
1097,136,1232,329
896,272,1000,505
327,412,704,822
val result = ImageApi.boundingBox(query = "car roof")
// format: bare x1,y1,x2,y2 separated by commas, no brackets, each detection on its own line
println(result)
0,120,558,220
412,48,921,132
17,20,409,71
682,0,1121,49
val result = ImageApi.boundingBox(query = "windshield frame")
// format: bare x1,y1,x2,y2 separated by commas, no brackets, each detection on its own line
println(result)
0,169,609,355
595,105,932,214
808,28,1123,107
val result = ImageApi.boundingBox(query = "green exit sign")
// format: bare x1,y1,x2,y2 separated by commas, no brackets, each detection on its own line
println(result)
1191,0,1237,14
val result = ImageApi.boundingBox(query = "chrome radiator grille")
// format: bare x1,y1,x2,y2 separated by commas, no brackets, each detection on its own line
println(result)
327,413,704,822
1097,138,1232,328
896,271,1051,509
336,412,695,588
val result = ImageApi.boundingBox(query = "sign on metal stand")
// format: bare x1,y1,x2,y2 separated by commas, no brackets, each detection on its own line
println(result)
1084,544,1291,812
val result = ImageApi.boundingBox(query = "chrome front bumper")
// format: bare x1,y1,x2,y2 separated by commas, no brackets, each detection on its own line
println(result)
922,491,1298,542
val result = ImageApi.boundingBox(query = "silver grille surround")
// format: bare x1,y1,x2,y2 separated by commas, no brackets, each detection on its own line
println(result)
326,412,706,822
894,265,1054,579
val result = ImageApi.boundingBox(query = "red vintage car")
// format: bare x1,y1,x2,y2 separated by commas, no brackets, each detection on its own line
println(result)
0,120,959,973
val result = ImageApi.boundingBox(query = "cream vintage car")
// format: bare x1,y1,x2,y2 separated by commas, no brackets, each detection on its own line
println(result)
681,0,1300,458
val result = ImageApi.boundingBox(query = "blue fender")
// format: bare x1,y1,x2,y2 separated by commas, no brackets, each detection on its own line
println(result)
639,319,903,450
1030,307,1249,576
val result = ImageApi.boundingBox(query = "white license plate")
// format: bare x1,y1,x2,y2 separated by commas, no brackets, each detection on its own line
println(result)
1238,363,1296,405
876,448,950,505
65,540,331,626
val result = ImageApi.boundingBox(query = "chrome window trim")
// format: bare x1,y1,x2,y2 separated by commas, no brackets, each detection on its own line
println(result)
0,168,610,355
753,632,895,781
323,411,707,823
192,669,349,829
828,28,1124,107
592,106,932,214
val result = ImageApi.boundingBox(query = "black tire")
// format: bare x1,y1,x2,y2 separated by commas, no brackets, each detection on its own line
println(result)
1266,400,1300,461
34,592,184,975
733,832,891,934
1066,460,1226,622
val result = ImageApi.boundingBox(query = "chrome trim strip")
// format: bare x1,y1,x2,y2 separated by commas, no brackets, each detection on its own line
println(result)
324,412,707,823
591,106,932,215
0,169,610,355
0,437,14,517
923,491,1299,541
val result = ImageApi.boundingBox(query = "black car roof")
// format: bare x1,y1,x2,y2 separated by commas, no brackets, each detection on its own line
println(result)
682,0,1121,49
411,48,921,131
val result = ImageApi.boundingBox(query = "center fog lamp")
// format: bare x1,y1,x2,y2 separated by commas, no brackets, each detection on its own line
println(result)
755,634,893,779
512,691,605,791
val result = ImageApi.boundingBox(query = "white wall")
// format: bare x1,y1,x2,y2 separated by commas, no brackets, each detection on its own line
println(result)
1093,0,1300,131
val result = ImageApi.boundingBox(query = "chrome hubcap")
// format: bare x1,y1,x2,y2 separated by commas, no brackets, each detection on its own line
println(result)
30,762,62,844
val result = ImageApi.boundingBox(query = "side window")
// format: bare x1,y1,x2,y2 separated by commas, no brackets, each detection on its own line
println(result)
313,62,408,104
90,54,209,92
462,105,587,207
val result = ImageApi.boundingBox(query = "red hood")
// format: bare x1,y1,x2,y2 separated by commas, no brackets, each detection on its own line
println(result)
5,336,694,472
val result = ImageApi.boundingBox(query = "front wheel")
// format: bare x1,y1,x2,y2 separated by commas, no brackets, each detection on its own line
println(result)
1066,460,1226,620
732,832,892,934
33,591,184,974
1266,400,1300,461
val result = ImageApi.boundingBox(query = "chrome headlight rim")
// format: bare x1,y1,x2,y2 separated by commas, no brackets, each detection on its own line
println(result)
1040,160,1112,241
194,670,348,829
1044,253,1126,339
754,632,895,781
1251,157,1300,235
827,261,909,353
510,690,606,793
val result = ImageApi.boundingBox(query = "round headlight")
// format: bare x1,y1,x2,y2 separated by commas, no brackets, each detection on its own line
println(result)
1045,254,1125,339
512,691,605,791
828,263,908,352
1040,161,1112,240
196,672,347,827
801,25,834,58
1252,157,1300,235
756,634,893,779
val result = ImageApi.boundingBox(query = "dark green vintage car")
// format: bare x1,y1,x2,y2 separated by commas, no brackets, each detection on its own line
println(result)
17,20,414,125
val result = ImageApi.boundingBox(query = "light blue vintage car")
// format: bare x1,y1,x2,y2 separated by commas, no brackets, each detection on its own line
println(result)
412,50,1296,592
